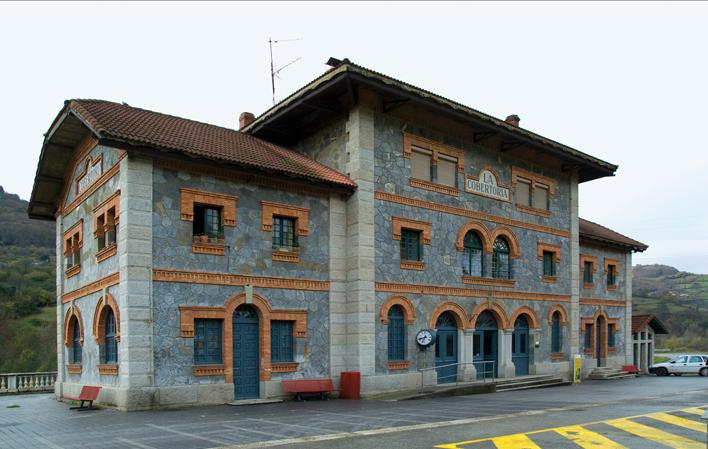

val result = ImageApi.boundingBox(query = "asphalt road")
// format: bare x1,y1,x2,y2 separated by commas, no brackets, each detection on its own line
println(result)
0,376,706,449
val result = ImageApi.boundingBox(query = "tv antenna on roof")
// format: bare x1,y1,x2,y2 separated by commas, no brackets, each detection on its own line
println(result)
269,37,302,105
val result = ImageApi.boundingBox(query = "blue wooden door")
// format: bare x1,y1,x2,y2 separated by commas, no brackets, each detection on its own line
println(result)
512,315,529,376
435,312,458,384
233,305,259,399
596,317,604,368
474,311,498,379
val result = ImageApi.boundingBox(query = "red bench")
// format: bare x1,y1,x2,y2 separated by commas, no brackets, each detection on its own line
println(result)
63,385,101,410
622,365,640,375
281,378,334,401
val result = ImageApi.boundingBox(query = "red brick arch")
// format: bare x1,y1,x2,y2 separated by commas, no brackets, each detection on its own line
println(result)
547,304,568,326
508,306,541,330
490,226,521,259
63,304,84,347
429,302,470,329
93,292,120,343
380,296,416,325
469,302,509,330
455,221,492,253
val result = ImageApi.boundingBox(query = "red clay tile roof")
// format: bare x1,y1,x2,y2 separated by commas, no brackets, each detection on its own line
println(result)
66,99,356,189
579,218,648,252
632,314,668,334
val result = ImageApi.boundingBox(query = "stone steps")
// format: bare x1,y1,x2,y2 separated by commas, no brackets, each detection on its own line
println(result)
400,375,567,400
588,367,637,380
495,376,569,392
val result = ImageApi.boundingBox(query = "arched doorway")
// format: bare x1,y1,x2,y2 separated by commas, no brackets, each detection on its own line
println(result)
474,311,498,379
512,315,530,376
233,305,259,399
435,312,458,384
596,315,605,367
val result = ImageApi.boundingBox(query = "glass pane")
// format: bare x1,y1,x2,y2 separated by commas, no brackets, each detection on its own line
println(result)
534,184,549,210
473,334,481,357
437,157,457,187
516,179,531,206
512,333,516,353
446,333,454,357
401,229,421,261
543,252,554,276
205,207,221,238
520,333,527,353
483,331,493,357
411,150,432,181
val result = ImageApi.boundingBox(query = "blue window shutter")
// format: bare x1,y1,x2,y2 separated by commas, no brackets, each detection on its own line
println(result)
551,312,561,353
271,321,294,363
194,319,223,364
105,309,117,363
387,306,405,361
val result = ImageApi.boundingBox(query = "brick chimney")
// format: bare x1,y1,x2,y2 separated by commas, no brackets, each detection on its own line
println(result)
505,114,520,127
239,112,255,130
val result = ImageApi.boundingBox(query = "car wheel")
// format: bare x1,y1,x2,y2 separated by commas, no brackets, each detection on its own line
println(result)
656,367,668,377
700,367,708,377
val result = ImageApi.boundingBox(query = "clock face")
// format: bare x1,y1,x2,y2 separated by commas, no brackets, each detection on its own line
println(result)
416,330,434,347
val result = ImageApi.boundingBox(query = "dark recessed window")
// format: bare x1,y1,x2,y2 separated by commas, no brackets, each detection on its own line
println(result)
583,261,593,283
271,320,294,363
400,229,422,261
193,205,223,239
607,265,617,286
492,237,511,279
516,178,531,207
194,319,222,365
584,324,593,349
551,312,562,353
71,318,82,364
608,324,615,348
387,306,405,361
463,232,483,276
104,309,118,364
543,251,555,276
272,216,298,250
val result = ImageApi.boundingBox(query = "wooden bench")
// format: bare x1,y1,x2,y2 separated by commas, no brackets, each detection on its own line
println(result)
622,364,640,375
63,385,101,410
281,378,334,401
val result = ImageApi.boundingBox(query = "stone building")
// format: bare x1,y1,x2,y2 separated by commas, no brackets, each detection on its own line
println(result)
29,59,647,410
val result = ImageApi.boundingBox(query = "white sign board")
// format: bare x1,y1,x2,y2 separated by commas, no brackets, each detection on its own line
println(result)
78,159,103,193
465,169,510,202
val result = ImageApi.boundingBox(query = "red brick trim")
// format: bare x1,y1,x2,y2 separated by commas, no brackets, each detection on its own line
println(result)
580,254,598,272
461,276,516,288
604,258,620,274
392,216,432,245
511,166,557,197
66,364,82,375
153,268,329,291
261,201,308,235
580,298,626,307
93,190,120,235
272,250,300,263
470,302,509,330
375,281,571,303
403,132,465,171
516,204,551,218
271,362,298,373
65,265,81,278
61,153,125,217
97,364,118,376
455,221,492,252
193,365,226,376
92,292,120,343
388,361,410,370
380,296,416,325
489,226,521,259
409,178,459,196
63,304,84,347
400,260,425,270
96,243,117,263
550,352,565,361
62,272,120,303
541,275,557,284
180,188,238,226
508,306,541,330
547,304,569,326
192,242,225,256
429,301,470,330
537,242,561,263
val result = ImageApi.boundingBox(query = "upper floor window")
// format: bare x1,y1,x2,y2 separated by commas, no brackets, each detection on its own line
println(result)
272,216,298,250
400,229,422,262
436,154,458,187
492,237,511,279
194,319,222,365
607,264,617,287
512,167,555,215
63,220,82,277
194,205,223,240
411,148,432,182
104,309,118,364
515,178,531,207
583,261,593,284
543,251,555,277
271,320,294,363
387,305,405,361
551,312,562,353
533,184,549,211
462,231,484,277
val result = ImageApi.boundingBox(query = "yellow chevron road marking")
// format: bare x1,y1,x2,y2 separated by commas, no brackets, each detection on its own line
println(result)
489,434,542,449
681,407,707,416
647,412,707,433
554,425,629,449
605,418,703,449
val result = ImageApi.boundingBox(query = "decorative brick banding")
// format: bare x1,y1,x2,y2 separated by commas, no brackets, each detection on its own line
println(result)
470,302,509,330
272,250,300,263
455,221,492,252
400,260,424,270
62,272,120,303
261,201,308,235
92,292,120,343
380,296,416,325
461,276,515,288
271,362,298,373
508,306,541,330
409,178,459,196
376,281,570,303
97,364,118,376
547,304,569,326
388,361,410,370
96,243,117,263
153,268,329,291
66,364,82,375
429,302,470,329
193,365,226,376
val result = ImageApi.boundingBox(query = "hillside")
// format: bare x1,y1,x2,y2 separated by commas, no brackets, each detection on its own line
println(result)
0,186,57,372
632,264,708,351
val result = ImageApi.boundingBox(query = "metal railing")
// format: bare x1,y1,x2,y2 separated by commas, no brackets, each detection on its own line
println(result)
0,372,57,394
418,361,496,392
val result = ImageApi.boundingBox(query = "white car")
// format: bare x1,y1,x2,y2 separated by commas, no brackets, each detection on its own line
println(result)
649,355,708,377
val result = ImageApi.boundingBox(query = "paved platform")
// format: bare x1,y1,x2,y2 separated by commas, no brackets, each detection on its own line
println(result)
0,376,706,449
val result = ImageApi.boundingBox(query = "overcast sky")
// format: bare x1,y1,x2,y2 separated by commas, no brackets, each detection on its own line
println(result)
2,2,706,273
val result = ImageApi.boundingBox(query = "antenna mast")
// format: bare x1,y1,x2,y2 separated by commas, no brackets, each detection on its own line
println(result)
268,37,302,104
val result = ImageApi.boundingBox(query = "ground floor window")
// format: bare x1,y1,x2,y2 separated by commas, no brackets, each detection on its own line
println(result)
584,323,592,350
104,309,118,364
194,319,223,364
608,323,615,348
551,312,562,352
387,305,405,361
271,320,294,363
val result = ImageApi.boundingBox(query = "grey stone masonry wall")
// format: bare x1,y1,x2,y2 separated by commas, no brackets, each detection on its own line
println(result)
579,244,628,301
63,144,123,208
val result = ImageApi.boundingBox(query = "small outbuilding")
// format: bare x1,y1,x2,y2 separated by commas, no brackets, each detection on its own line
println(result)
632,314,668,374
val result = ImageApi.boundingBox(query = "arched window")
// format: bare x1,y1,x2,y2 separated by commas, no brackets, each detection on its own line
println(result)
551,311,562,352
71,317,82,364
387,306,405,361
492,237,511,279
463,232,484,276
104,309,118,364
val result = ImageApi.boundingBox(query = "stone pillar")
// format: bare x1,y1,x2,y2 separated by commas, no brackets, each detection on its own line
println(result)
498,330,516,378
624,251,634,364
343,96,376,376
568,172,580,367
459,330,476,382
55,218,64,400
117,155,156,409
529,329,540,375
329,194,348,381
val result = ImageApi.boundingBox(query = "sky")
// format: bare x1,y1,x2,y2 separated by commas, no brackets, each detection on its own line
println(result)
1,2,706,273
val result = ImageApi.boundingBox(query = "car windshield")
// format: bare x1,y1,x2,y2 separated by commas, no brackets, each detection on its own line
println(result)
672,356,687,363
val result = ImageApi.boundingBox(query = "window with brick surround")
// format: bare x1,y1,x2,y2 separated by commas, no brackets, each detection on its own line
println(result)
411,148,432,182
272,216,298,250
533,183,549,210
515,178,531,206
70,316,82,364
607,264,616,286
400,229,422,262
584,323,593,349
512,167,556,216
63,221,82,277
543,251,555,276
463,231,484,276
104,309,118,364
403,133,464,195
271,320,294,363
387,306,405,361
95,207,117,250
492,237,511,279
583,261,593,284
194,319,222,365
194,205,223,241
551,312,562,353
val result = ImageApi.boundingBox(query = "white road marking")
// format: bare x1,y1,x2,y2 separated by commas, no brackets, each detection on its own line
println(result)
146,423,231,445
116,437,158,449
